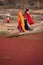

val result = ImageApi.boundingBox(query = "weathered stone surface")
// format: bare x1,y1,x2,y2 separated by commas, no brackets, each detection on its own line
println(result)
0,0,43,9
0,9,43,37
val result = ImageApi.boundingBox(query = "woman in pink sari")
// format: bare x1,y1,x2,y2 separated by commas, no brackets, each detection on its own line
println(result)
24,9,34,25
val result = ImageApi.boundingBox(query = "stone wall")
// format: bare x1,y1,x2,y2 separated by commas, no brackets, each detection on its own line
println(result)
0,0,43,9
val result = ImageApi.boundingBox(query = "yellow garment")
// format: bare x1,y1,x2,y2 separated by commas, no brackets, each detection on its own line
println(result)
18,11,26,32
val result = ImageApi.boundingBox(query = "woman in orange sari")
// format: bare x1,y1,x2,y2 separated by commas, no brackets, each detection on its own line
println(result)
17,11,26,32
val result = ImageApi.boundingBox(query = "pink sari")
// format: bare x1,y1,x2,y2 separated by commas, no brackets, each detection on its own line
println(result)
24,12,34,25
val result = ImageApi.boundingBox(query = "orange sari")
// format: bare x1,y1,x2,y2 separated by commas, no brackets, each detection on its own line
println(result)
18,11,26,32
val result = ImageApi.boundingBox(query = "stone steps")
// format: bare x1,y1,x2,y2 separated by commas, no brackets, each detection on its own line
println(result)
0,9,43,15
0,14,42,23
0,9,43,23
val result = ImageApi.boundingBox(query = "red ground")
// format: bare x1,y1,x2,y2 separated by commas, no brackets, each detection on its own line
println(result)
0,33,43,65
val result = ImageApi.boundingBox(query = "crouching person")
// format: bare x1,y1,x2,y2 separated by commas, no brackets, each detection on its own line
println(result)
6,14,10,23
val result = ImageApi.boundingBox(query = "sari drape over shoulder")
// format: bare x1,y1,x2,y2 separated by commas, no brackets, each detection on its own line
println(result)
24,12,34,25
18,11,26,32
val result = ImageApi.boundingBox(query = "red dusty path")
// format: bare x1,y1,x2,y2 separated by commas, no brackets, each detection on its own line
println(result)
0,33,43,65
